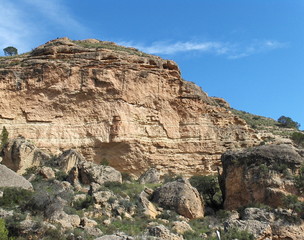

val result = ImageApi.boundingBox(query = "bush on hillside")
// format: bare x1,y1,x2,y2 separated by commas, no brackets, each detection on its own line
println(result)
189,175,223,210
278,116,300,129
291,132,304,147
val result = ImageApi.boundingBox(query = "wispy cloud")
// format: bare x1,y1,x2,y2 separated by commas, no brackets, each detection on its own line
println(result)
120,39,287,59
23,0,87,34
0,0,87,54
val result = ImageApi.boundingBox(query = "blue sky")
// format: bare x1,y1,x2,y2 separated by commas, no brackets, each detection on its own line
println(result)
1,0,303,129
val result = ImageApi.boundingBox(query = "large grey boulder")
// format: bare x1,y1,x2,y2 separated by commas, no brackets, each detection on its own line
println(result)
0,164,33,190
1,137,50,174
152,178,204,219
78,161,122,185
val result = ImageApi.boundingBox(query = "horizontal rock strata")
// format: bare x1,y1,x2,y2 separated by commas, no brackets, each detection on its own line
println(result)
0,37,261,175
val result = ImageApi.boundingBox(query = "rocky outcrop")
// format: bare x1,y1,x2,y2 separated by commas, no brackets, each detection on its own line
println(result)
1,137,50,174
0,164,33,189
77,161,122,185
221,144,304,210
138,188,159,218
224,207,304,240
152,178,204,219
0,37,261,176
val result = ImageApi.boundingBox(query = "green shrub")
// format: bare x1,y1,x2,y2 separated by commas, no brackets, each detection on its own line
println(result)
283,195,304,218
73,195,94,210
295,164,304,194
291,132,304,147
278,116,300,129
0,219,9,240
221,227,254,240
189,175,223,210
0,187,33,209
55,170,68,181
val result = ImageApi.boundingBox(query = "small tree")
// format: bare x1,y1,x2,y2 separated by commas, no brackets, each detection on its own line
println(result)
278,116,300,129
291,132,304,147
189,175,223,210
0,126,9,150
3,46,18,56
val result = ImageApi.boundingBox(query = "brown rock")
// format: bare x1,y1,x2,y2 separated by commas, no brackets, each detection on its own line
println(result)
1,137,50,174
139,189,159,219
221,144,304,210
152,178,204,219
0,38,261,176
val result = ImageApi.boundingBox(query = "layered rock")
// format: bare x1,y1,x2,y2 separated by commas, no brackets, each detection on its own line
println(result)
221,144,304,210
0,37,261,176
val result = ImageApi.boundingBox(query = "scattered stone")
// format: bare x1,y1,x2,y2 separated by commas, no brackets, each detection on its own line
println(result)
152,178,204,219
0,164,33,190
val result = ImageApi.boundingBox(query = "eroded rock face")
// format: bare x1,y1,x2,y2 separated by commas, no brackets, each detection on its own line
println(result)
221,144,304,210
0,37,261,176
1,137,50,174
152,178,204,219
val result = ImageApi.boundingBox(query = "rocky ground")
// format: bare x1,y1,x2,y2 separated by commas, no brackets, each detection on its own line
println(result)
0,137,303,239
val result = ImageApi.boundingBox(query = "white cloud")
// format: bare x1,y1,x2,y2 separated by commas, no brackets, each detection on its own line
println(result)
0,0,87,54
120,39,287,59
23,0,87,34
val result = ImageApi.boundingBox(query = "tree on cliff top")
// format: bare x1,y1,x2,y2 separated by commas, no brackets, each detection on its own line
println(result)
278,116,300,129
3,46,18,56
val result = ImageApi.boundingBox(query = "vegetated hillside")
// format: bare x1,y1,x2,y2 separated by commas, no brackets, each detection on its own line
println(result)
0,37,261,176
0,137,303,240
230,108,302,139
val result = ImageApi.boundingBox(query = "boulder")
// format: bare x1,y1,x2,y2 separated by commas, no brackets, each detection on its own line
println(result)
57,149,85,173
146,224,183,240
139,188,159,218
1,137,50,174
171,221,193,234
0,164,33,190
224,219,272,239
78,161,122,185
138,168,160,184
221,144,304,210
152,178,204,219
80,217,98,228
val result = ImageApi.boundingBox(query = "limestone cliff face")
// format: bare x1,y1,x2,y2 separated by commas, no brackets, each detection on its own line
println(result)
0,38,260,175
221,144,304,210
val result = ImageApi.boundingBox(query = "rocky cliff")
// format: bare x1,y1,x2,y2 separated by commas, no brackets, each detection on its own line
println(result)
0,37,261,175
